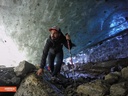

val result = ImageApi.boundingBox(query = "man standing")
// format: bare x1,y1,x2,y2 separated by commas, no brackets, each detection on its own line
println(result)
37,26,73,79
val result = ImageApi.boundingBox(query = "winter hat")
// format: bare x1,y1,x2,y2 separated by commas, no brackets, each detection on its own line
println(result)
49,26,60,32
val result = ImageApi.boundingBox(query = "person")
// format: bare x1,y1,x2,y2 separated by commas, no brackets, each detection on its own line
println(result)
36,26,74,79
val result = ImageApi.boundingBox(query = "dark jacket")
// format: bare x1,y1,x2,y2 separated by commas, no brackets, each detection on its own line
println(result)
40,32,73,69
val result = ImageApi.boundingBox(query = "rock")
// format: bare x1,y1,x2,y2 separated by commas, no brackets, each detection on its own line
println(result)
0,65,6,68
82,60,117,76
65,85,77,96
121,66,128,80
14,73,58,96
11,77,21,85
14,60,36,77
104,71,121,84
0,67,20,85
77,80,110,96
0,67,21,96
110,82,128,96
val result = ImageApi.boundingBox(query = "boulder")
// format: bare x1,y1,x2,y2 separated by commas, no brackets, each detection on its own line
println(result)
0,67,20,85
104,71,121,84
110,82,128,96
121,66,128,79
14,73,58,96
77,80,110,96
14,60,36,77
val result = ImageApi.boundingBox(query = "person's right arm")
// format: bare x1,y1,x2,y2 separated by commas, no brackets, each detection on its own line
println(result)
37,39,51,76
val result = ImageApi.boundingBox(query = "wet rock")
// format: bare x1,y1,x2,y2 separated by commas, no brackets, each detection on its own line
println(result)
77,80,110,96
14,60,36,77
110,82,128,96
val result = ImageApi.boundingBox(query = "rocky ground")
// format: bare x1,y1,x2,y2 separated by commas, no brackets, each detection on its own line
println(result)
0,58,128,96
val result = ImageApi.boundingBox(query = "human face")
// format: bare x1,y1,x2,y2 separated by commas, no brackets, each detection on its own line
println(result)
50,30,60,40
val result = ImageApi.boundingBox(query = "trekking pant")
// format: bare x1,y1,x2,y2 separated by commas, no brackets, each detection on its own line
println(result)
48,50,63,77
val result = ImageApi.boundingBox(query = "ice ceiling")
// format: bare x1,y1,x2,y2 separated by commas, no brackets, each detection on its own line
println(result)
0,0,128,67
